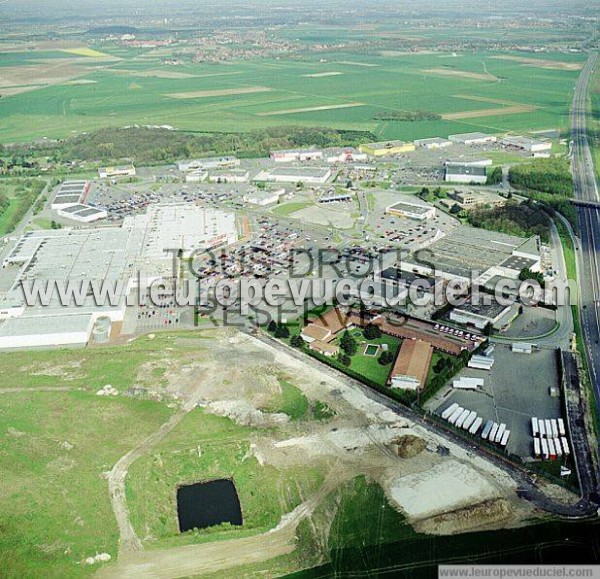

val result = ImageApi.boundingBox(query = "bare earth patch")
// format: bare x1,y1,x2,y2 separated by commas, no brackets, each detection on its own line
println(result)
303,72,343,78
165,86,273,99
423,67,499,81
442,105,536,120
256,102,364,116
490,55,583,71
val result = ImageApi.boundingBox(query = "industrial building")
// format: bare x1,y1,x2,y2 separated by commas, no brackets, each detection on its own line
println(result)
270,148,323,163
445,164,487,184
445,159,493,168
385,200,436,220
253,166,332,185
448,188,506,208
177,156,240,172
401,226,541,284
185,170,208,183
51,180,90,209
208,169,250,184
243,189,285,206
500,135,552,153
449,297,516,330
414,137,452,150
325,148,368,163
0,204,237,350
447,132,497,146
56,204,108,223
98,165,136,179
359,140,415,157
318,191,353,204
388,338,434,390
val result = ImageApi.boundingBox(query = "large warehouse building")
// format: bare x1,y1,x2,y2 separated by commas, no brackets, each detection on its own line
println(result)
445,164,487,184
253,166,332,185
270,148,323,163
500,135,552,153
359,141,415,157
0,204,237,350
386,200,436,221
448,132,497,146
401,226,541,285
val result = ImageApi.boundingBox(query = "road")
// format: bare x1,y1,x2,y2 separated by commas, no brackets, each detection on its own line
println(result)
570,52,600,491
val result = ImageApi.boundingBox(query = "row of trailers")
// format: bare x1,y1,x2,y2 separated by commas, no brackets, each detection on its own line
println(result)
440,403,510,448
531,417,570,460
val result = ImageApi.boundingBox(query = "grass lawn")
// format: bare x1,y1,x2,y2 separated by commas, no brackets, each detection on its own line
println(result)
0,391,173,577
328,476,415,551
261,377,309,420
125,409,325,550
335,327,401,387
0,179,45,235
271,202,312,217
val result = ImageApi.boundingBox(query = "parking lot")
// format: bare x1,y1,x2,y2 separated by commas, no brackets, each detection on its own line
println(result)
428,344,563,458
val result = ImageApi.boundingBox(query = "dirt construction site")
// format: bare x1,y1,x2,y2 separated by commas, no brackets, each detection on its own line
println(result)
89,327,579,578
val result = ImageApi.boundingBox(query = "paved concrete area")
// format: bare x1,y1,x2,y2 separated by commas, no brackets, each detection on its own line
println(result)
430,344,562,458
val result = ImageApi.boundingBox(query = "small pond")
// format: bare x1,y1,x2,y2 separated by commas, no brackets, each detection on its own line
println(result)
176,478,243,533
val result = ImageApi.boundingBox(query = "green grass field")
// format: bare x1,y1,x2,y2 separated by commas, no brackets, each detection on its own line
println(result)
0,47,585,143
0,179,45,235
0,390,172,577
126,409,324,551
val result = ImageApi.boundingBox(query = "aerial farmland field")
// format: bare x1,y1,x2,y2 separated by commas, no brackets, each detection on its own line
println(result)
0,45,585,143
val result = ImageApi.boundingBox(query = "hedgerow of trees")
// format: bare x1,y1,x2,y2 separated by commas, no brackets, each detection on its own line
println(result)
21,126,377,166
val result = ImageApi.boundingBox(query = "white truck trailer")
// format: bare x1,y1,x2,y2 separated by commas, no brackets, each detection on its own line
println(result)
539,419,546,438
462,411,478,431
494,423,507,444
481,420,494,440
448,406,464,425
455,409,471,429
489,423,499,443
441,403,459,420
469,416,483,435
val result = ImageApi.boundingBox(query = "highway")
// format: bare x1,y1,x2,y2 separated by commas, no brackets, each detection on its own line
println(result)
570,51,600,496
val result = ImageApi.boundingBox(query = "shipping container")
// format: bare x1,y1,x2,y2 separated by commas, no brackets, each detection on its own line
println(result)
558,418,566,437
532,417,539,437
500,430,510,447
539,419,546,438
551,419,559,439
545,420,553,438
533,438,541,457
561,437,570,455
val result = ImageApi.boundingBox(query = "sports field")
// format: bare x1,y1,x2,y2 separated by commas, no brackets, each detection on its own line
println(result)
0,46,585,143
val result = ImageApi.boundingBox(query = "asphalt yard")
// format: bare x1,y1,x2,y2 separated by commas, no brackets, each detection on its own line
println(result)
429,344,562,458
